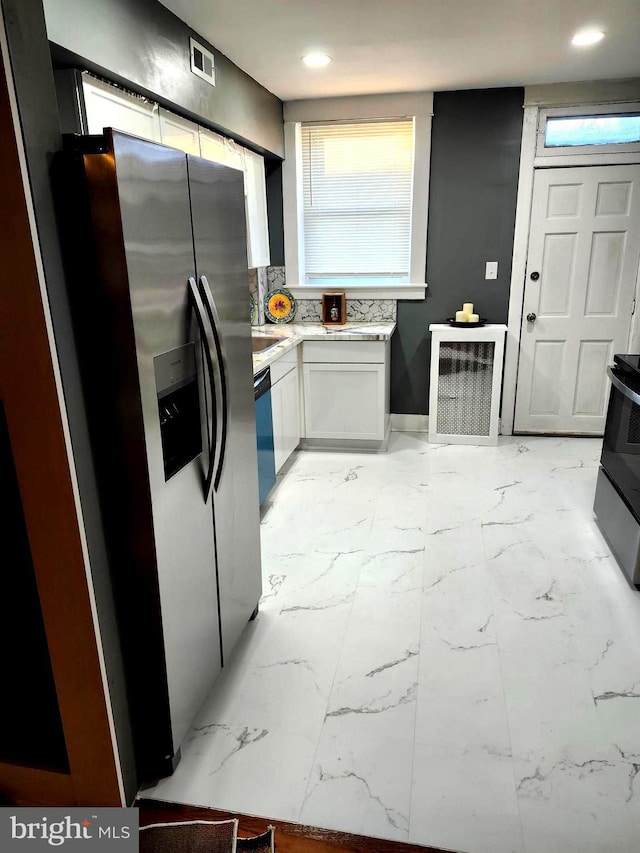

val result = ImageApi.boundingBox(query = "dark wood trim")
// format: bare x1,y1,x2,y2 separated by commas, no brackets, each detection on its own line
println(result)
0,763,74,807
138,800,457,853
321,292,347,326
0,24,122,806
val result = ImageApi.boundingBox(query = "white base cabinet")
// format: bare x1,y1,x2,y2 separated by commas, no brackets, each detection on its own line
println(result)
302,341,390,446
269,349,301,473
271,365,301,472
303,363,386,440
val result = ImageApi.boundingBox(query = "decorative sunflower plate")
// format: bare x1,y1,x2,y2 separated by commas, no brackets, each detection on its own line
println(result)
264,288,296,324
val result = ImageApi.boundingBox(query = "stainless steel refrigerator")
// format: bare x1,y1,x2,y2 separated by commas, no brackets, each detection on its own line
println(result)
61,129,262,782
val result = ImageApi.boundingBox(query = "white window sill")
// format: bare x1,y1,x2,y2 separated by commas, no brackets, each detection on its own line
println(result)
287,285,427,301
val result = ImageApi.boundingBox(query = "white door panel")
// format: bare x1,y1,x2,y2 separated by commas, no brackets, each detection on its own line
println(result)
515,165,640,434
584,231,625,315
572,340,613,416
528,340,564,415
538,232,575,314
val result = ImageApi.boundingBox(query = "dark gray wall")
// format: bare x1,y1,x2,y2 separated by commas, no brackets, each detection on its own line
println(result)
2,0,138,801
266,161,284,266
43,0,284,158
391,87,523,414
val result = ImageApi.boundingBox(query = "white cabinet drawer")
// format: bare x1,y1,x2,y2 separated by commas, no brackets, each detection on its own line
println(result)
270,358,296,385
303,340,386,364
268,344,298,384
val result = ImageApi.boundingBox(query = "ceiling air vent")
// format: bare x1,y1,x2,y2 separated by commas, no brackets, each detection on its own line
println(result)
190,38,215,86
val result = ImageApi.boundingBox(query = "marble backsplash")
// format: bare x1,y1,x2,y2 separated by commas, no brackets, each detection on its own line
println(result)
249,266,397,324
248,267,267,326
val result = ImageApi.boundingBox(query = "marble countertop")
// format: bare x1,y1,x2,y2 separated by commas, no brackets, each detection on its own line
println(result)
252,322,396,373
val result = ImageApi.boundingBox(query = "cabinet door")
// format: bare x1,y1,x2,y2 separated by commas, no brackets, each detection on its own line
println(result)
243,148,271,268
82,76,161,141
200,129,269,268
303,363,386,440
159,109,200,155
283,365,302,459
271,375,286,473
199,127,244,170
272,366,300,472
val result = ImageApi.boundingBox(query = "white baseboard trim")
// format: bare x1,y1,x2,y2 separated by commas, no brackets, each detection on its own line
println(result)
390,413,429,432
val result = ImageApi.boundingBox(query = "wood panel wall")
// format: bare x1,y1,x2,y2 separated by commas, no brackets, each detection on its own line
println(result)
0,16,123,807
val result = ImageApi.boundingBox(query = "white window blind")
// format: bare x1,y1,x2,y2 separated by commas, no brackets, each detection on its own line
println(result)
301,119,415,283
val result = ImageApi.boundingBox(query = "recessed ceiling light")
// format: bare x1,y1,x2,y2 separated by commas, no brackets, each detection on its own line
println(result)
302,53,332,68
572,30,605,46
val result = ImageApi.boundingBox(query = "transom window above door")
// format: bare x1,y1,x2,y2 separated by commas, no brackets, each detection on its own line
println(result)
545,113,640,148
536,103,640,157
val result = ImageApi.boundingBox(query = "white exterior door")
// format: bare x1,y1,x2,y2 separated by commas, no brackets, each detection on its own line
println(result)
514,165,640,434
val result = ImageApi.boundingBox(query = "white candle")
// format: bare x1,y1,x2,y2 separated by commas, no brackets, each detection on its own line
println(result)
468,313,479,322
455,310,468,322
463,302,473,315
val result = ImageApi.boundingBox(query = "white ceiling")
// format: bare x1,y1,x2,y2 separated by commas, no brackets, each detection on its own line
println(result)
159,0,640,101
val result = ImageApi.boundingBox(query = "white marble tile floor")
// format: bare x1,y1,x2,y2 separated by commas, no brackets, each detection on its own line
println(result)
142,432,640,852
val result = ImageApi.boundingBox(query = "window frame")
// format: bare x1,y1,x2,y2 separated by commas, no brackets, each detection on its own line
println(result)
301,117,415,284
282,93,433,300
536,103,640,158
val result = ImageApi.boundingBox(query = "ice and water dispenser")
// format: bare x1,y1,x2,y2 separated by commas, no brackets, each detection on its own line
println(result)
154,344,202,480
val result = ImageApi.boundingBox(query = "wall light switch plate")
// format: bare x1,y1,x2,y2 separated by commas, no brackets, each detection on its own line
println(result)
485,261,498,280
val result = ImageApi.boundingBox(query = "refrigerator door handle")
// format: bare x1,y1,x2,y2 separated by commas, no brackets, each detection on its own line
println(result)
198,275,228,492
187,276,217,500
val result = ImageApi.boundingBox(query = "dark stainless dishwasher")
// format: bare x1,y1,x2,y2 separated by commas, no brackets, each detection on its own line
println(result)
254,367,276,506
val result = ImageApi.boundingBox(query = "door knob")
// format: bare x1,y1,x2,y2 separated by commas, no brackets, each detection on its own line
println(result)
527,312,537,323
530,271,540,281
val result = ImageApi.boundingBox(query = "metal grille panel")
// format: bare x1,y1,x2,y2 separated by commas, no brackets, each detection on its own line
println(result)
628,403,640,444
436,342,495,436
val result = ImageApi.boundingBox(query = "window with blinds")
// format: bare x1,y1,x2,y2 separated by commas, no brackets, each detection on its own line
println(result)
301,119,415,285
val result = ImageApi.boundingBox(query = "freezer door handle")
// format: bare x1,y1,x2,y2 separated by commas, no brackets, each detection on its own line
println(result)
187,277,216,500
199,275,228,492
